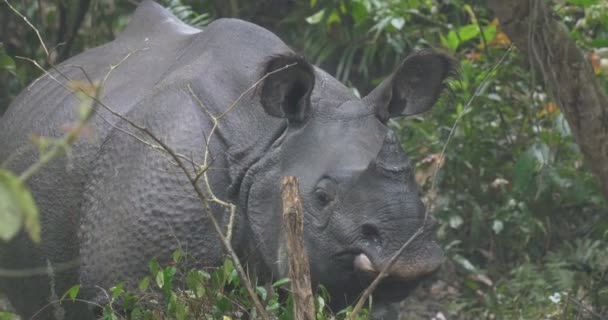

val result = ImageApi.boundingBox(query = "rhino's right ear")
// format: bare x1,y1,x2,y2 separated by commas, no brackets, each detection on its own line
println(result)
364,50,456,122
260,54,315,123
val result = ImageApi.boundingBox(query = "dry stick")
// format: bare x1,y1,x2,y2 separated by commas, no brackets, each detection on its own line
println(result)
350,47,515,320
2,0,49,57
280,176,316,320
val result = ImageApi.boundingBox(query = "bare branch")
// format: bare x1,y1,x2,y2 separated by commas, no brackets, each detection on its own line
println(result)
3,0,49,57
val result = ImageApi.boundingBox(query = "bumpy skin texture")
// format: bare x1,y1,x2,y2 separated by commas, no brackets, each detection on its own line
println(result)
0,2,454,319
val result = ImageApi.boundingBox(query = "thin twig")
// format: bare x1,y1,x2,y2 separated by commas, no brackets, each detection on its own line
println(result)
3,0,49,57
16,49,142,182
30,298,103,320
348,227,424,318
568,297,607,320
0,259,79,278
430,44,513,192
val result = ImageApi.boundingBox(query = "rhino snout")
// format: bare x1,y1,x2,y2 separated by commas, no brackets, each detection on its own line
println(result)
353,242,444,281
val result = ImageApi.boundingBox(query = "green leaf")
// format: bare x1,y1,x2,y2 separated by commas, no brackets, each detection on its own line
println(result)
61,284,80,301
0,50,16,73
443,31,461,51
256,286,267,300
566,0,598,6
149,259,160,276
138,276,150,292
306,9,325,24
457,24,481,43
513,152,539,193
0,312,20,320
162,266,176,289
351,0,370,24
155,269,165,289
110,283,124,300
481,25,497,42
272,277,290,287
172,248,183,263
0,170,40,242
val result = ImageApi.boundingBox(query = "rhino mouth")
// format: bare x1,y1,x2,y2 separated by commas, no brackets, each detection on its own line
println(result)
328,250,426,303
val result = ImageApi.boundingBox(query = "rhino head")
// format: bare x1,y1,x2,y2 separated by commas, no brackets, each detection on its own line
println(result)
241,50,454,311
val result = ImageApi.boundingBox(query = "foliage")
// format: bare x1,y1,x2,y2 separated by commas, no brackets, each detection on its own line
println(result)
54,251,367,320
1,0,607,319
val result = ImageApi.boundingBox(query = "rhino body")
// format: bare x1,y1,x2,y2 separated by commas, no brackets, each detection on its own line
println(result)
0,2,453,319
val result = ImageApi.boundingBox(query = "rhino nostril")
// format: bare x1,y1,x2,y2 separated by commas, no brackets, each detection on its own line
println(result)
361,223,381,243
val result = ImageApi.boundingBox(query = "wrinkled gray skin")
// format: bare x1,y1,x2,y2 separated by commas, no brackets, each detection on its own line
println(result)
0,2,453,319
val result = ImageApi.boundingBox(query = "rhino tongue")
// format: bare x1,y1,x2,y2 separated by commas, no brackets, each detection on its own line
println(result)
354,253,377,273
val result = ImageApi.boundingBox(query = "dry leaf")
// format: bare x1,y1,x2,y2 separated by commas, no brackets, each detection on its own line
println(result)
590,51,601,75
466,51,482,60
415,153,444,186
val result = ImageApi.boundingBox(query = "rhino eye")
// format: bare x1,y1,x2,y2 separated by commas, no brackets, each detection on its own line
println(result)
314,188,332,205
314,178,336,206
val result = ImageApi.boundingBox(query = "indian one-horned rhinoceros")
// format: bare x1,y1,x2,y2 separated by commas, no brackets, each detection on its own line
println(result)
0,1,454,319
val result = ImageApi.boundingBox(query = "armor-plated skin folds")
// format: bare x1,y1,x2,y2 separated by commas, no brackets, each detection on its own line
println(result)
0,2,455,319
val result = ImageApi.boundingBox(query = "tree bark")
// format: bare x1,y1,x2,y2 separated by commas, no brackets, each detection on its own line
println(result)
281,176,316,320
488,0,608,199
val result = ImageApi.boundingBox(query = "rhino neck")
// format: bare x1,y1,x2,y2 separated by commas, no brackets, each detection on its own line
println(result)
228,124,288,277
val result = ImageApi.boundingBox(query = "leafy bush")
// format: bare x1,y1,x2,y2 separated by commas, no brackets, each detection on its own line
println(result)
55,250,368,320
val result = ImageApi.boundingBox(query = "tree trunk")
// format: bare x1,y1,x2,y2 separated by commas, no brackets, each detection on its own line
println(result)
488,0,608,199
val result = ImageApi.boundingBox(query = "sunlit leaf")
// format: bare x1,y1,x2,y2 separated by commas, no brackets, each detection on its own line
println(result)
156,269,165,289
61,285,80,301
306,9,325,24
390,17,405,30
458,24,481,42
449,215,464,229
453,254,478,273
492,220,504,235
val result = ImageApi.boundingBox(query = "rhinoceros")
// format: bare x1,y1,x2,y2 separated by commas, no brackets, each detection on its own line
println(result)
0,1,454,319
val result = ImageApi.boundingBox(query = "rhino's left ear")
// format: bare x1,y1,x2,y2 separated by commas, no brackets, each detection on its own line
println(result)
364,50,456,122
260,54,315,123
